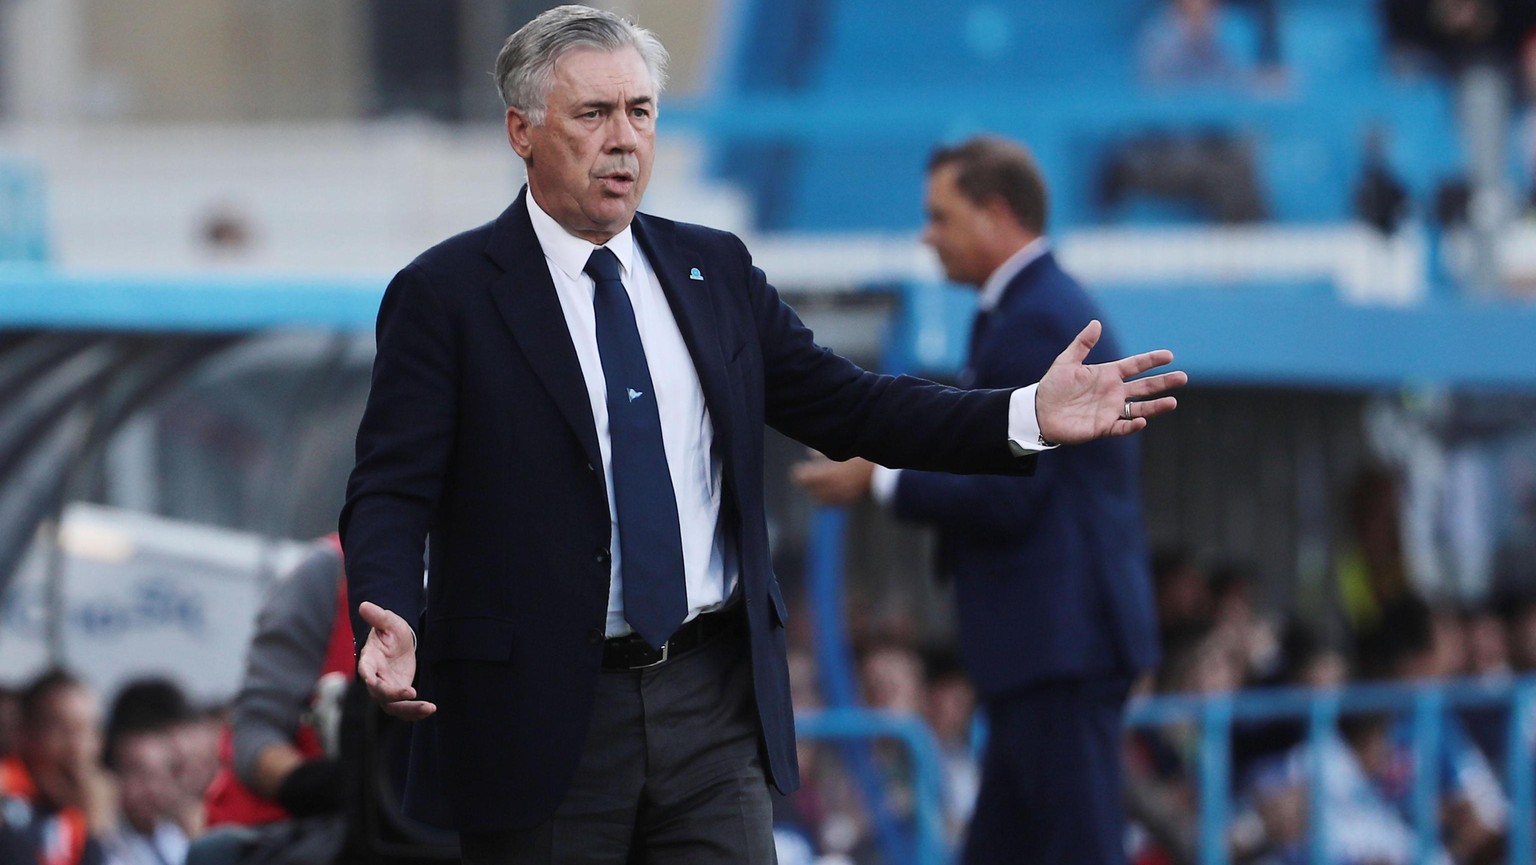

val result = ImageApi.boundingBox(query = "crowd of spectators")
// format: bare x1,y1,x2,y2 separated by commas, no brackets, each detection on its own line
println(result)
760,462,1536,865
0,671,223,865
1122,542,1536,865
12,494,1536,865
10,558,1526,856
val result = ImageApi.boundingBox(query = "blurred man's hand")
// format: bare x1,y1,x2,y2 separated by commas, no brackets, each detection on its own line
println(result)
792,455,875,506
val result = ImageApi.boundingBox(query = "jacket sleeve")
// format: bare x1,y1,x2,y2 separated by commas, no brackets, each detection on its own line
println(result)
891,306,1074,539
231,543,341,785
338,263,458,648
735,234,1028,476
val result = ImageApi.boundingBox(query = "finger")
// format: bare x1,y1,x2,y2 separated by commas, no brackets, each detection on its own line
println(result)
1112,349,1175,379
356,651,377,681
1055,320,1102,366
380,699,437,721
358,600,403,634
365,674,418,703
790,462,825,486
1127,395,1179,419
1106,417,1149,436
1125,371,1189,399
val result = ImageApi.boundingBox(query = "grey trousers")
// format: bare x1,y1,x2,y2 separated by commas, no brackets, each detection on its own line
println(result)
460,619,777,865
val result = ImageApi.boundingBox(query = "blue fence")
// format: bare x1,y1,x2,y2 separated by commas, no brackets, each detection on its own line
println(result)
804,508,1536,865
795,707,950,865
1126,678,1536,865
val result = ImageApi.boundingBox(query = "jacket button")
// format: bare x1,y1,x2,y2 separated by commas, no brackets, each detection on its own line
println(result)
587,628,605,645
587,463,596,473
594,548,610,564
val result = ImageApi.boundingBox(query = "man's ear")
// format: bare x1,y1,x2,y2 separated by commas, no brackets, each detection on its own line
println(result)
506,107,534,159
981,194,1018,230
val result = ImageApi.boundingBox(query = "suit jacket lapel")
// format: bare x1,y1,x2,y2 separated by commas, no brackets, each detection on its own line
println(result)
482,190,604,472
632,214,735,448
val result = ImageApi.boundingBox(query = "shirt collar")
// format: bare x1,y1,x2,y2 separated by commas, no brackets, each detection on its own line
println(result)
978,237,1049,311
526,187,637,282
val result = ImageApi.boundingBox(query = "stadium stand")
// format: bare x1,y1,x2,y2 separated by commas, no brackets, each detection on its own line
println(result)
5,1,1536,864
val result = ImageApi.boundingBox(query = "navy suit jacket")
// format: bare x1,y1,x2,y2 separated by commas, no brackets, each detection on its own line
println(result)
340,190,1032,834
892,251,1159,699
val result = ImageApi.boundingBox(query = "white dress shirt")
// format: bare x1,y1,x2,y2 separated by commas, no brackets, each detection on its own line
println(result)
102,822,189,865
527,193,731,637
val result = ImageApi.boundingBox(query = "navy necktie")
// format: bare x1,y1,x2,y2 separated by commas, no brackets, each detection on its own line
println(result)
585,247,687,649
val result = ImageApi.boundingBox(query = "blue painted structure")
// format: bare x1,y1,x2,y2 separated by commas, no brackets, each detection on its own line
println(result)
883,278,1536,391
693,0,1461,233
1124,678,1536,865
3,267,1536,391
0,164,49,263
0,266,382,331
794,707,950,865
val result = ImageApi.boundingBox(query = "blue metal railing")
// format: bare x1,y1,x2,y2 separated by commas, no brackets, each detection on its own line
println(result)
794,708,950,865
806,506,1536,865
807,506,919,865
1125,678,1536,865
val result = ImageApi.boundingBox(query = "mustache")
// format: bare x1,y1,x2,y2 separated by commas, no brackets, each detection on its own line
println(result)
593,161,639,178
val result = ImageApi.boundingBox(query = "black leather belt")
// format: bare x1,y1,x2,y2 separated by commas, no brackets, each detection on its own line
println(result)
601,604,740,671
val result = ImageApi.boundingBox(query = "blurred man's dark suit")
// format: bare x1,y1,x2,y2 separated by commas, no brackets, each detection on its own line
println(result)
889,249,1158,865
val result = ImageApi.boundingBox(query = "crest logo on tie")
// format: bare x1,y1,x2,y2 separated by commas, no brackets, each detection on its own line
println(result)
628,388,643,402
689,267,703,281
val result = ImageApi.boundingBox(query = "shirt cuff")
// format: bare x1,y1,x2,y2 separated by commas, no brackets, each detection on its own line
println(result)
870,465,902,507
1007,384,1059,455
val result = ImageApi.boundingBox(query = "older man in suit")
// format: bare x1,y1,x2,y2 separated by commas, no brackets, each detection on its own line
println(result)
343,8,1183,864
797,136,1159,865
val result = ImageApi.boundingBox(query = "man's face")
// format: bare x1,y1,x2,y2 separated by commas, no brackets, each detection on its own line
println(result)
921,164,997,288
508,47,656,243
114,732,180,833
20,686,101,810
169,716,221,800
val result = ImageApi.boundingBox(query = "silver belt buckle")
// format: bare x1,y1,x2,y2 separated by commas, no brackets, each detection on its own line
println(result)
631,641,669,670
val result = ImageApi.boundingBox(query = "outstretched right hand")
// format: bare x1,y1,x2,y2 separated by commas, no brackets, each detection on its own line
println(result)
357,600,436,721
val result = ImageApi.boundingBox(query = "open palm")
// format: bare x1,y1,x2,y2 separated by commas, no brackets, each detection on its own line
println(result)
1036,320,1187,445
357,600,436,720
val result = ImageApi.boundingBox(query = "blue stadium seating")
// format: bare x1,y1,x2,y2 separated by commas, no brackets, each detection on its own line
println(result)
707,0,1471,232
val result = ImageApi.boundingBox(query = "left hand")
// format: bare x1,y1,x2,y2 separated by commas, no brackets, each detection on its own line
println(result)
1036,320,1187,445
792,455,876,506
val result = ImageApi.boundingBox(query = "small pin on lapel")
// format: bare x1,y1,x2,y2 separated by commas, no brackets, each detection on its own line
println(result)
689,267,703,281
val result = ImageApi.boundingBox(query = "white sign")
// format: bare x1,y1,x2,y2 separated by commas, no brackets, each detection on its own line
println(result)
0,503,308,704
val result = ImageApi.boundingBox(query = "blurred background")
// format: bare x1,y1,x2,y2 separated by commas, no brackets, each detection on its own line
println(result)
3,0,1536,864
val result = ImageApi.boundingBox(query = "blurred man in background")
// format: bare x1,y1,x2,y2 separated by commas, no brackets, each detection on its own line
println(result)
1097,0,1270,224
205,538,351,829
797,136,1160,865
0,669,114,865
103,727,188,865
103,678,214,843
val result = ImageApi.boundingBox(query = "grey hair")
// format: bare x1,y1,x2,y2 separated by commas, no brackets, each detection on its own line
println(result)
494,5,669,125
